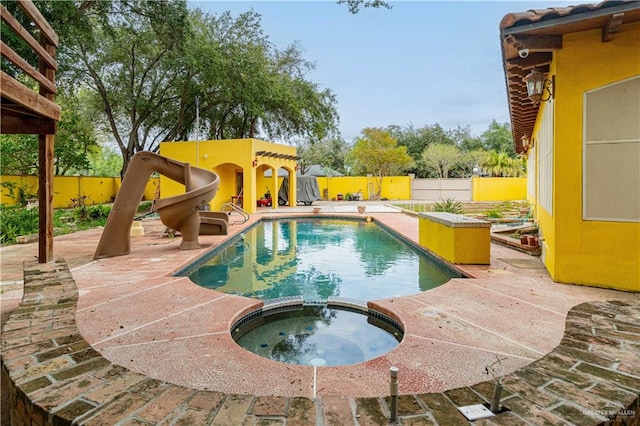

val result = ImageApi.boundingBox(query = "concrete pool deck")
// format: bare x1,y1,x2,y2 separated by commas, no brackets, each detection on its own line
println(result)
1,202,639,423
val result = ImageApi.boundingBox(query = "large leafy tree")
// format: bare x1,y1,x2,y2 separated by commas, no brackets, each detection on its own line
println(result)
296,137,349,175
54,91,99,175
60,0,190,176
390,123,466,177
184,11,338,143
346,128,413,198
458,149,490,178
421,144,461,179
0,134,37,175
86,146,124,177
55,3,337,176
0,90,98,176
480,120,516,158
391,123,453,159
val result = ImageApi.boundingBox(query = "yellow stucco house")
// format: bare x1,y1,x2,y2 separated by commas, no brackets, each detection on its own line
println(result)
160,139,298,214
500,1,640,292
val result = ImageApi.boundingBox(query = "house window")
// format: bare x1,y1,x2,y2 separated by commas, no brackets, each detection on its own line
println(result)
583,77,640,222
537,101,554,215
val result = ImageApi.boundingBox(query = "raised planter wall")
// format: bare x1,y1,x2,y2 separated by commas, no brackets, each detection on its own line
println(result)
419,212,491,264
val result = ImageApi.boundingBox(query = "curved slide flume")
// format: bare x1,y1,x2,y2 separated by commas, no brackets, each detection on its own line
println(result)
94,151,222,259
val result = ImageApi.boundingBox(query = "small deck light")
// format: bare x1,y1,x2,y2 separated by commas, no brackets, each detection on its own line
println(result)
523,68,554,104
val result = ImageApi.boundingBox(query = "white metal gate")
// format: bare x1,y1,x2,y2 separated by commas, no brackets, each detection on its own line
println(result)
410,178,472,201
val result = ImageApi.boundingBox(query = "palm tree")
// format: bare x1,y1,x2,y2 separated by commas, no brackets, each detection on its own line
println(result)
483,152,526,177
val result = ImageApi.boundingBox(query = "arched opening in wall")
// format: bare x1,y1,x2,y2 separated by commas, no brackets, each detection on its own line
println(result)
212,163,242,210
276,167,295,206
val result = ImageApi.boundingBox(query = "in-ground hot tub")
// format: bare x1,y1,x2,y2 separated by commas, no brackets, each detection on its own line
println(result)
231,297,404,367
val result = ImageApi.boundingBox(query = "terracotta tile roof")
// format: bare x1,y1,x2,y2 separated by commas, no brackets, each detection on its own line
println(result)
500,2,628,29
499,1,640,153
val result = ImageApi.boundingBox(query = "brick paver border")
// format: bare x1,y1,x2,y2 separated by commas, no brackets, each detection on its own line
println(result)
1,259,638,425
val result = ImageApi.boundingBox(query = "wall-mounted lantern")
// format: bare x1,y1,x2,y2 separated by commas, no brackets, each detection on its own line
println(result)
252,158,258,168
521,135,531,153
523,68,554,104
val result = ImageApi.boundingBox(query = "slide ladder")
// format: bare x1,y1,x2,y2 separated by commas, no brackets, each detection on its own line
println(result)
220,202,250,225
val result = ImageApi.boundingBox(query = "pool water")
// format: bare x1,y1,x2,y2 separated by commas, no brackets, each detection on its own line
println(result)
182,218,460,302
232,305,402,366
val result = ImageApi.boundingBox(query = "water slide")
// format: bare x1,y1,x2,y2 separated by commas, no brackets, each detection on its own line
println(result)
94,151,227,259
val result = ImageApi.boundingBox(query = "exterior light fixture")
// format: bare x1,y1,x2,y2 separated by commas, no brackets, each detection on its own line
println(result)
252,158,258,167
521,135,531,152
523,68,554,104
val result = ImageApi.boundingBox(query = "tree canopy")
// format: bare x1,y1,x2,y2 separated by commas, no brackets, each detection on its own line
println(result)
421,144,461,179
380,121,521,178
2,0,525,181
0,90,98,176
296,137,349,176
480,120,516,158
337,0,392,14
25,0,339,176
346,128,413,197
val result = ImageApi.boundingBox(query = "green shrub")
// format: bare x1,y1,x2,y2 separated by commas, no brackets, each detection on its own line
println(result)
485,209,503,219
137,201,153,213
1,203,113,245
87,204,111,220
0,205,39,243
431,198,464,214
70,195,90,222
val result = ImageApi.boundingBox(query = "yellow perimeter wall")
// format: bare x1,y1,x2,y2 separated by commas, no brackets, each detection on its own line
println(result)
0,175,158,209
533,23,639,291
315,176,412,201
472,177,526,201
1,173,525,208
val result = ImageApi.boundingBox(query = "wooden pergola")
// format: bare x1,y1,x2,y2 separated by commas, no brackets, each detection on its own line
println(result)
1,0,60,262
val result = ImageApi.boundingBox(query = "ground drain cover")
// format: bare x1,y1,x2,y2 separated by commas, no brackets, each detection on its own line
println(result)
457,404,495,421
499,258,545,269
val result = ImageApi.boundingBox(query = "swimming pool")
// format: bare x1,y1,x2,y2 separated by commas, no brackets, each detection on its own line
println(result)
178,218,462,302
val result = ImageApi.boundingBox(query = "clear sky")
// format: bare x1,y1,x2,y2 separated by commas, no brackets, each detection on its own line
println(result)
190,1,574,142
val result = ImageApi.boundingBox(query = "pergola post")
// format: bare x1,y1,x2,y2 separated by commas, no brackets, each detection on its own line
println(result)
38,30,57,263
38,134,54,262
0,1,59,262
